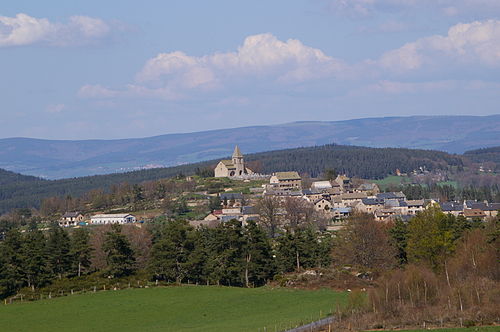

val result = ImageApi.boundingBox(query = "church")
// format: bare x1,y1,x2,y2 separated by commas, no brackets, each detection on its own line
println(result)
214,145,253,178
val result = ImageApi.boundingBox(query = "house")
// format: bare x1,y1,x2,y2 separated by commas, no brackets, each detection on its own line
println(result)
440,202,464,216
269,171,302,193
331,207,352,220
220,193,244,206
463,209,487,220
374,208,399,221
314,198,332,212
336,192,367,207
334,175,353,192
222,207,242,215
376,192,406,201
59,211,84,227
406,200,425,215
214,146,253,178
90,214,136,225
311,181,332,192
204,213,219,222
302,189,325,202
356,183,380,195
355,198,382,213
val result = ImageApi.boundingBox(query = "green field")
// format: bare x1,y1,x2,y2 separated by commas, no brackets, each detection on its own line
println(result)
0,286,347,332
376,328,499,332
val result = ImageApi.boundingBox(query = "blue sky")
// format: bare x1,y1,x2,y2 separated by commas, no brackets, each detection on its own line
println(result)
2,0,500,139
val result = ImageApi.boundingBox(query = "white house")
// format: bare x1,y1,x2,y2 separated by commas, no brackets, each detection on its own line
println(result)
90,214,136,225
311,181,332,191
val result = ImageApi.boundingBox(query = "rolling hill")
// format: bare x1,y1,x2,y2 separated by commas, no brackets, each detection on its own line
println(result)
1,115,499,179
0,144,466,214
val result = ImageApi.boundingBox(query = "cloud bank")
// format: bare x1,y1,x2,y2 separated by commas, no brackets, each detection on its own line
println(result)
326,0,500,18
79,20,500,101
0,13,112,47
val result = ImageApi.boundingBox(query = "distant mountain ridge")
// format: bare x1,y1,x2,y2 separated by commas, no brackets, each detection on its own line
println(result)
1,115,499,179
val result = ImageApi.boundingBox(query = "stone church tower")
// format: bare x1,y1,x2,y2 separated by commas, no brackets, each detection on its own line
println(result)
214,145,253,178
232,145,245,176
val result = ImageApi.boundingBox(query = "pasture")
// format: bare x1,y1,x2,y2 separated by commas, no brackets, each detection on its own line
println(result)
0,286,347,332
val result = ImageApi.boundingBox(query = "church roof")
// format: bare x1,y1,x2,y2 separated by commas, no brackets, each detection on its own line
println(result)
219,160,236,169
232,145,243,158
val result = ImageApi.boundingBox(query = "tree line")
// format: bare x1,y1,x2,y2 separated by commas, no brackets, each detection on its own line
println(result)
0,218,331,299
329,207,499,330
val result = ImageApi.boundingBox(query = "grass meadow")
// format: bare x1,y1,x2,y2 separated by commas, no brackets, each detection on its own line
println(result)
0,286,347,332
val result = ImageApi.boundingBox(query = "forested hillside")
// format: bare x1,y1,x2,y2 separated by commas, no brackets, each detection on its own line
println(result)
464,146,500,164
0,144,468,214
246,145,463,178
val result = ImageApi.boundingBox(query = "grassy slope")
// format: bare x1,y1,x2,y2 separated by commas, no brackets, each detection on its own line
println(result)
0,286,347,332
374,328,499,332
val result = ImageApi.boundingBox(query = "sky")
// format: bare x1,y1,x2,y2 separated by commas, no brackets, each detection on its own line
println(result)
1,0,500,140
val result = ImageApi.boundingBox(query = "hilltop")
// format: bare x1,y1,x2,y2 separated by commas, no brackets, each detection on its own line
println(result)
0,144,467,214
1,115,499,179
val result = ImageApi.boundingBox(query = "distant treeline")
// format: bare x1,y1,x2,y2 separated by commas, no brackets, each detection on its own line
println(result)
464,146,500,165
246,144,464,178
0,144,475,214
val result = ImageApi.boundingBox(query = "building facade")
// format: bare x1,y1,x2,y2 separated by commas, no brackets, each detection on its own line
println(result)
214,145,253,178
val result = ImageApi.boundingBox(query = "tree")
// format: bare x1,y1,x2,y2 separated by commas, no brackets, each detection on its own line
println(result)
149,220,195,283
70,228,93,277
389,218,409,265
275,227,331,273
0,229,24,298
21,229,51,290
46,224,72,279
208,195,222,211
242,220,274,287
406,205,455,270
323,168,337,181
256,196,282,238
333,213,396,270
103,224,136,278
204,220,246,286
282,197,315,230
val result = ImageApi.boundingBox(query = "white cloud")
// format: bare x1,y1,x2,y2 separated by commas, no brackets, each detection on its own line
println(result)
81,33,347,100
0,13,112,47
137,33,346,85
46,103,66,113
379,20,500,71
79,22,500,101
325,0,500,18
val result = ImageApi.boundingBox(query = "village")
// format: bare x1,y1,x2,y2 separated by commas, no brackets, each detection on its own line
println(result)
58,146,500,229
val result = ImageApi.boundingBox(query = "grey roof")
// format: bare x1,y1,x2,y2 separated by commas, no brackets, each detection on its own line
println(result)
220,193,244,200
488,203,500,211
241,206,256,215
302,189,322,195
362,198,382,206
440,202,463,212
232,145,243,158
63,211,82,218
358,183,377,190
377,192,406,200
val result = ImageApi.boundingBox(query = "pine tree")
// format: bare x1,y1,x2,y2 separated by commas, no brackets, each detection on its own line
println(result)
242,220,274,287
0,229,24,296
21,229,50,290
70,228,93,277
389,218,409,265
149,220,195,283
103,224,136,278
46,223,72,279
